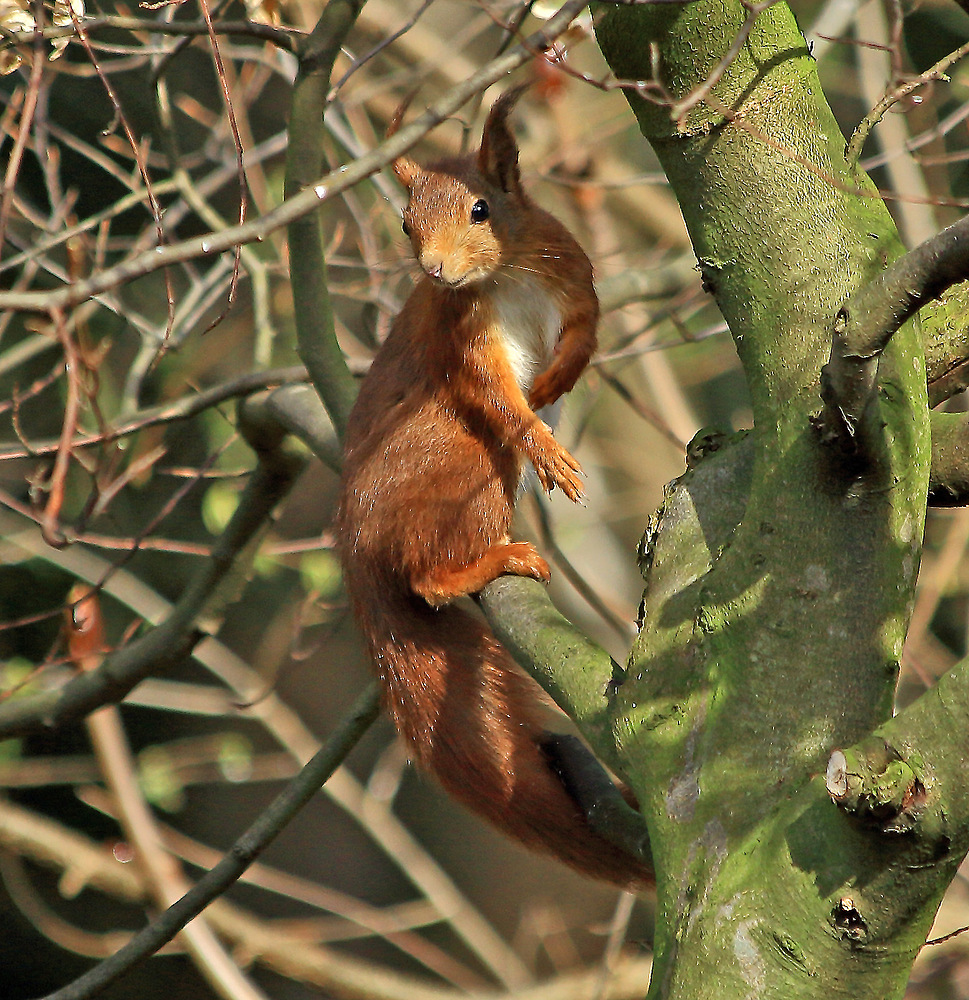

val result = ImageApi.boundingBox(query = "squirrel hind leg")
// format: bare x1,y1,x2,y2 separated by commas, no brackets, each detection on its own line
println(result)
411,542,550,606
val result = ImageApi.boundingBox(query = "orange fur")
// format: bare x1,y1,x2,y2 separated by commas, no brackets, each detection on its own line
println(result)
338,91,651,888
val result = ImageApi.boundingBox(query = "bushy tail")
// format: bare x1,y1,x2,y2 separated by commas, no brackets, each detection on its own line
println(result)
354,590,653,889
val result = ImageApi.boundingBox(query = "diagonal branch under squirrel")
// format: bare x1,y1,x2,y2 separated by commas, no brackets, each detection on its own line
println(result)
338,88,652,889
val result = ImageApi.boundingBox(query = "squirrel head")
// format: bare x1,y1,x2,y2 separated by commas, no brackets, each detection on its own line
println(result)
391,87,529,289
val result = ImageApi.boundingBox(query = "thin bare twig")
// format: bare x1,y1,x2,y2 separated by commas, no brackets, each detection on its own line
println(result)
197,0,247,334
861,94,969,172
39,308,83,548
328,0,437,99
925,923,969,946
39,683,381,1000
525,484,635,642
65,3,176,342
0,0,593,315
0,15,300,55
0,366,307,461
68,589,269,1000
846,36,969,168
0,20,46,246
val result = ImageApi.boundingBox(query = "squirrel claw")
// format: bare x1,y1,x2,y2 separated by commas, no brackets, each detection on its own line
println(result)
502,542,551,583
536,449,584,503
528,380,556,412
526,422,584,503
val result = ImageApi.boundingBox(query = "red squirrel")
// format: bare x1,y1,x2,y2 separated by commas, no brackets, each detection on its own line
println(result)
338,89,650,889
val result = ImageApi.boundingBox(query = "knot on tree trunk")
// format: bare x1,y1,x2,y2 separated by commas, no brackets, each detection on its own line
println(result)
825,739,927,834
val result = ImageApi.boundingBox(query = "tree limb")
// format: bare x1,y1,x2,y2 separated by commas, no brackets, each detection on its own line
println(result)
38,683,381,1000
241,385,342,473
284,0,366,439
0,415,308,740
822,649,969,920
819,213,969,457
928,409,969,507
477,577,627,773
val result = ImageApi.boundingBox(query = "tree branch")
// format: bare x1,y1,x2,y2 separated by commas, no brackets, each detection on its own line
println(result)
0,415,307,740
0,366,307,462
38,683,381,1000
928,409,969,507
240,385,342,473
0,517,535,992
0,15,300,55
541,734,652,863
818,213,969,457
477,577,627,773
284,0,366,440
823,649,969,904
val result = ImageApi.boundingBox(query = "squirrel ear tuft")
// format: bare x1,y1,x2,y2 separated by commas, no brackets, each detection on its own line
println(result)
388,92,421,190
393,156,419,189
478,85,527,195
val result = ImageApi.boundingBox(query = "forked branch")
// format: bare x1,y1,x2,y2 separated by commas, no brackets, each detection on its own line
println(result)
39,684,381,1000
0,413,307,740
818,213,969,457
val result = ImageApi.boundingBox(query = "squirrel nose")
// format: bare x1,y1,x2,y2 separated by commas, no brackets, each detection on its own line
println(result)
419,251,445,281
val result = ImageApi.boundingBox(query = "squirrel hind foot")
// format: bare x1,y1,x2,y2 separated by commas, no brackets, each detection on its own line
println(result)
411,541,550,606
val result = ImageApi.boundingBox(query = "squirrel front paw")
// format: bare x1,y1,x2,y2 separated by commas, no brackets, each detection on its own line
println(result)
528,370,563,412
526,427,584,502
529,365,580,412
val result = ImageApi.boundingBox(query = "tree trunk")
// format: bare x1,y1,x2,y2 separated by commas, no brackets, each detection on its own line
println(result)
588,1,969,996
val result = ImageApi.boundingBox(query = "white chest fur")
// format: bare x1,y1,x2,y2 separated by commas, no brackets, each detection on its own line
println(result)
487,274,563,394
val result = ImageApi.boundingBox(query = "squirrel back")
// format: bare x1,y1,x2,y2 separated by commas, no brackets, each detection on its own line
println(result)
338,89,651,889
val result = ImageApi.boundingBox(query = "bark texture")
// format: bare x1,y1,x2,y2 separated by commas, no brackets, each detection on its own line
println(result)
588,1,969,996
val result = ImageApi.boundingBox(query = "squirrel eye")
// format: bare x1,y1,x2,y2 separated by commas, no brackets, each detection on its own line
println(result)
470,199,490,224
401,217,410,236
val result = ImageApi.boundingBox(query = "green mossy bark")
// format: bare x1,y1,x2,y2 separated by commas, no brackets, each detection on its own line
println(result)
923,280,969,404
479,576,626,771
928,409,969,504
594,2,955,997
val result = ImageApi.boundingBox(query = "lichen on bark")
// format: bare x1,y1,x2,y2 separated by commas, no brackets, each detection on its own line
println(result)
592,0,958,996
